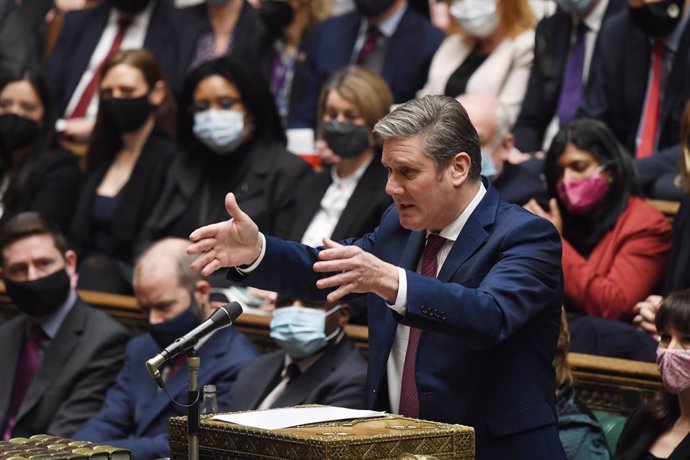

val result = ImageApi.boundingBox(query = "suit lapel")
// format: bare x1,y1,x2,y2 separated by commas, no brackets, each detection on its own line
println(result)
274,339,350,408
438,180,497,282
291,173,332,241
332,159,383,239
0,319,25,426
244,353,285,410
17,302,85,421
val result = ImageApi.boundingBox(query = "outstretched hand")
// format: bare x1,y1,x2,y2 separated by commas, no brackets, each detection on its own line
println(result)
313,238,399,304
187,193,261,276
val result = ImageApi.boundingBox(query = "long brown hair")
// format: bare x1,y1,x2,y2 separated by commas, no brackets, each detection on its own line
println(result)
86,49,176,173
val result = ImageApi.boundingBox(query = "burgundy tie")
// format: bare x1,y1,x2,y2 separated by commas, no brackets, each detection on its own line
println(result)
356,24,380,65
68,17,132,119
399,234,447,418
636,41,665,159
3,326,43,440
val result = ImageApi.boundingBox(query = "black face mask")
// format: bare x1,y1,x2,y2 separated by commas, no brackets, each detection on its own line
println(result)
148,303,201,350
322,120,371,159
629,0,684,38
259,0,295,30
111,0,151,15
5,269,72,318
101,96,152,134
354,0,396,18
0,113,40,156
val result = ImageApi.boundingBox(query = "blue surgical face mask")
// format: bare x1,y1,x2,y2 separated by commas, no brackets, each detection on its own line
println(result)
193,109,245,155
269,305,341,359
481,146,497,177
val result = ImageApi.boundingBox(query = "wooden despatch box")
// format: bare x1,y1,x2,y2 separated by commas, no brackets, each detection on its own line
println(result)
169,411,475,459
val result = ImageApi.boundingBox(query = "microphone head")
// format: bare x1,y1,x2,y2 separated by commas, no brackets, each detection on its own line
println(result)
212,301,243,326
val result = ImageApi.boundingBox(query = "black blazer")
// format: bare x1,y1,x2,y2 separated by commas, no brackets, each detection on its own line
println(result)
227,335,368,411
614,405,690,460
513,0,625,153
44,0,181,112
663,196,690,294
287,155,391,243
138,139,312,248
0,148,82,232
69,131,178,263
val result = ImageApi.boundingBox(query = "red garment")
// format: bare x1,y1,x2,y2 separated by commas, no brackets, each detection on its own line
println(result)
562,196,672,321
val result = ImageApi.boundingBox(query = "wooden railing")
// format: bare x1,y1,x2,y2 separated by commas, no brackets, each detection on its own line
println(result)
0,289,660,416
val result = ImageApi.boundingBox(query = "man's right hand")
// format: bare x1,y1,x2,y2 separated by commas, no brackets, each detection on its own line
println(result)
187,193,261,276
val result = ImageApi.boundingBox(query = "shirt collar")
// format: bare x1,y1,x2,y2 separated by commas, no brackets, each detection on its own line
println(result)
362,1,407,38
433,181,487,242
582,0,608,33
329,153,373,186
39,288,77,340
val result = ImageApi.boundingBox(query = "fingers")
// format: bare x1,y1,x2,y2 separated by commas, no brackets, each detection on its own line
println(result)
200,259,222,277
315,271,351,289
189,222,223,243
189,250,218,272
225,192,249,223
322,237,343,249
549,198,561,219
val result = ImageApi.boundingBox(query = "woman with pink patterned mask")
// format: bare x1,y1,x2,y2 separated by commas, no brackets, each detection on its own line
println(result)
524,118,671,323
614,289,690,459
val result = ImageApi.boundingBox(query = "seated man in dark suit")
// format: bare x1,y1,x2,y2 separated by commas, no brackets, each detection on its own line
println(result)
458,93,548,207
578,0,690,199
0,212,129,440
74,238,259,460
513,0,624,153
289,0,444,128
228,296,367,411
44,0,181,145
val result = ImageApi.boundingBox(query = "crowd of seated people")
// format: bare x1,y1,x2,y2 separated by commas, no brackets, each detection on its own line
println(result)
1,0,690,459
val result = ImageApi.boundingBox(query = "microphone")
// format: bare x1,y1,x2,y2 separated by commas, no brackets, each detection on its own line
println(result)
145,301,243,387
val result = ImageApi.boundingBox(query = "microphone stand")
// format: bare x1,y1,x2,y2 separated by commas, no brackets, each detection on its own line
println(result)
186,348,200,460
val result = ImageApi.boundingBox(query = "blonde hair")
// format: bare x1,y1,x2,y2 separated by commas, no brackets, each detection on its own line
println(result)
317,66,393,146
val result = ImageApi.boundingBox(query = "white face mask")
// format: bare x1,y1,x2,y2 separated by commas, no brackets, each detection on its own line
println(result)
480,145,498,177
193,109,245,155
450,0,500,39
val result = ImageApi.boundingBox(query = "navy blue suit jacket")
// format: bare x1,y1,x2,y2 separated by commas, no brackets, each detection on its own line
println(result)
44,0,180,114
513,1,624,152
234,179,565,459
73,327,258,460
288,8,444,128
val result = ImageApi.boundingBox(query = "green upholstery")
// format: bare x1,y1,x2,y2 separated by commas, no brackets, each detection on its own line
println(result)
594,410,627,455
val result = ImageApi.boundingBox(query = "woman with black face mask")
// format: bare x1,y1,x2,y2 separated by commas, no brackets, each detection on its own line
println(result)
0,69,82,231
69,49,179,295
288,66,392,254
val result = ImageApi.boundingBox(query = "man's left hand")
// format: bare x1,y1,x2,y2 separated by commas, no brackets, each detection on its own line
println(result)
313,238,399,304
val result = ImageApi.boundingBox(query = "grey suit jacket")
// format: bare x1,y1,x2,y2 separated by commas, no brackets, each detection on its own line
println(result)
227,335,367,411
0,298,129,437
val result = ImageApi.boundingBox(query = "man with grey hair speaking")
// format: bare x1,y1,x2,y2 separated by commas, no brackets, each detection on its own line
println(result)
187,95,566,459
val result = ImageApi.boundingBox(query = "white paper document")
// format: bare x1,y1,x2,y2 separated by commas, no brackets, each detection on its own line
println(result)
213,406,386,430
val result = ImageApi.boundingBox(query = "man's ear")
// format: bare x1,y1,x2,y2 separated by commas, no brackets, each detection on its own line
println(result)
501,132,514,154
450,152,472,186
194,280,211,306
64,250,78,289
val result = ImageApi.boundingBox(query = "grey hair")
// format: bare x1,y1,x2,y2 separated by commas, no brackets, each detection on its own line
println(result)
134,238,201,291
373,95,481,179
